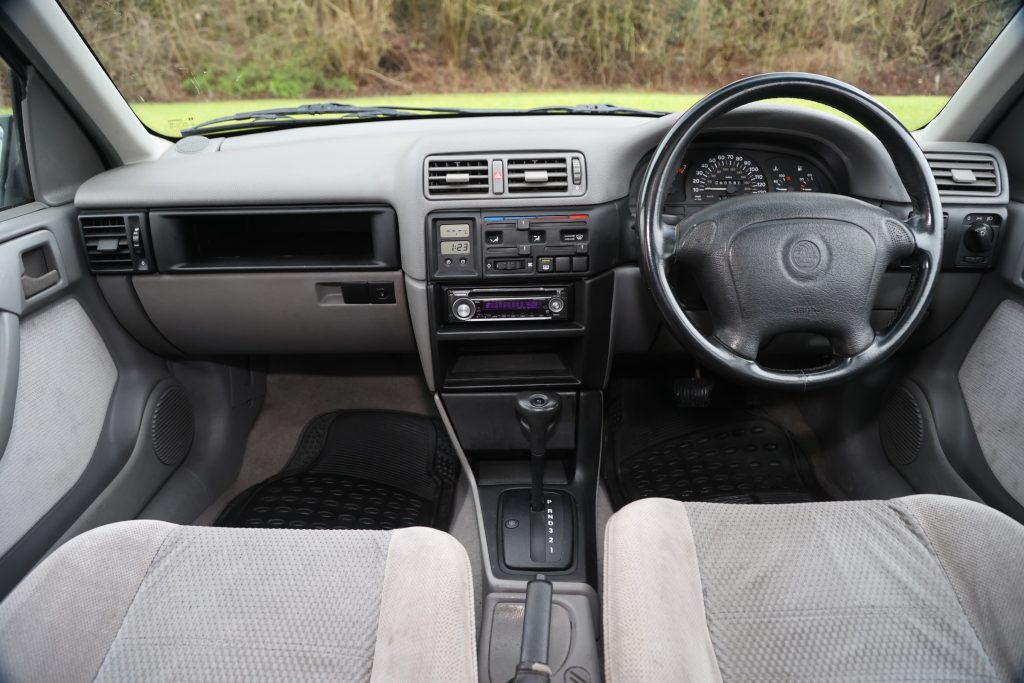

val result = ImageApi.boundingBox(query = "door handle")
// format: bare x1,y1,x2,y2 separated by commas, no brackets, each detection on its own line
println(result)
20,269,59,299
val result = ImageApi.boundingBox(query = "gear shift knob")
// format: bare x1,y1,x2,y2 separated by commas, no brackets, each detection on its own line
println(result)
516,391,562,454
516,391,561,512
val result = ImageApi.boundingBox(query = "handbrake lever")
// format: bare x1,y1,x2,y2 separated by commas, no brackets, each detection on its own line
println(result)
508,575,553,683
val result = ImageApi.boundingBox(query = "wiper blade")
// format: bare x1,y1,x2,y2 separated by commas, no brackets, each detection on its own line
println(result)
179,101,669,136
180,102,504,136
525,103,668,117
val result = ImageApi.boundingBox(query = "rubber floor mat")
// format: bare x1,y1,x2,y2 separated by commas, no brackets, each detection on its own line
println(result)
215,411,459,530
606,377,825,505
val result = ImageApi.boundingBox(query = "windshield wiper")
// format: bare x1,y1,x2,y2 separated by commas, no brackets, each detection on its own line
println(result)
180,102,507,136
180,101,669,136
526,103,668,117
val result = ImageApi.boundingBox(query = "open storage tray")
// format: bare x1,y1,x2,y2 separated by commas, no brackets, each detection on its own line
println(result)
148,205,399,272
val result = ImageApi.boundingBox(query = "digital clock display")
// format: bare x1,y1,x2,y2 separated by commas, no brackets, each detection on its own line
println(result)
441,240,471,255
481,299,544,312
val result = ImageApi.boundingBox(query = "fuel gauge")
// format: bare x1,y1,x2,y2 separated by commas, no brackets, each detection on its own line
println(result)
769,157,822,193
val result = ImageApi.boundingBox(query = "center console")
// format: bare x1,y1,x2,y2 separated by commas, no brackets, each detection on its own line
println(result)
428,202,623,390
429,201,622,683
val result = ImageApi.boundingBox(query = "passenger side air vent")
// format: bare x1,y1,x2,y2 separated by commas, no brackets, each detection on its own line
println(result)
925,152,1000,199
507,157,570,194
426,157,490,197
79,213,152,273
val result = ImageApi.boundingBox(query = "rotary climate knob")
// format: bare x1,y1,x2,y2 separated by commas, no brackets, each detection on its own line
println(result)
453,298,476,320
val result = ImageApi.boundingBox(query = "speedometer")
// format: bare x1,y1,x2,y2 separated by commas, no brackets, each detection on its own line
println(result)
688,153,768,202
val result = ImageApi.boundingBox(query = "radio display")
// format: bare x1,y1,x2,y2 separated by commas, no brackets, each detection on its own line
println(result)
441,240,471,255
481,299,544,312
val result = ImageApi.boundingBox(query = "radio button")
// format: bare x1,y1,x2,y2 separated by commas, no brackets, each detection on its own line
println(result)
548,297,566,314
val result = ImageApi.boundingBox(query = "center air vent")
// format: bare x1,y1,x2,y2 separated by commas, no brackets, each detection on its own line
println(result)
79,213,151,273
427,158,490,196
925,151,1000,199
507,157,570,194
424,152,586,199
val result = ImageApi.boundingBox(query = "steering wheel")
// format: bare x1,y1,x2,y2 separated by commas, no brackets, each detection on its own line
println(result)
637,73,943,390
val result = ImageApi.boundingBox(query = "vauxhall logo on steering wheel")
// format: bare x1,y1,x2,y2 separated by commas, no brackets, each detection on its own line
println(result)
789,239,823,272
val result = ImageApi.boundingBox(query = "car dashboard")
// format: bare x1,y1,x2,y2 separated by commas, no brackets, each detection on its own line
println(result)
73,103,1009,391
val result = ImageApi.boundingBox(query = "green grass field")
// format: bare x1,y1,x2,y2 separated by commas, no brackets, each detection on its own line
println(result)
132,92,949,137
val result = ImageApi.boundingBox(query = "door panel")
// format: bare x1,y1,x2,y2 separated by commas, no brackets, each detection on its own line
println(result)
0,297,116,555
0,54,193,597
0,204,183,598
900,201,1024,522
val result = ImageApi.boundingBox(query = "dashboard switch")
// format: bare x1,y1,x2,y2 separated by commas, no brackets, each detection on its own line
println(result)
555,256,571,272
572,256,589,272
537,257,554,273
491,160,504,194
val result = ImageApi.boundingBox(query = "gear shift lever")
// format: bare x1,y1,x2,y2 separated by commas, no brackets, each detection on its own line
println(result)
502,392,572,571
515,391,561,511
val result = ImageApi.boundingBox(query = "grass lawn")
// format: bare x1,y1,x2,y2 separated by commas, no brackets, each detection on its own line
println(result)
132,92,949,137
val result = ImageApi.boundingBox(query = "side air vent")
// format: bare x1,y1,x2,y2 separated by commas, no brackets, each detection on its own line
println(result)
925,152,1000,198
79,212,152,273
426,157,490,197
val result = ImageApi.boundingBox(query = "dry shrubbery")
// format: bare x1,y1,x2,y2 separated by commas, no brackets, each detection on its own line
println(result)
64,0,1016,101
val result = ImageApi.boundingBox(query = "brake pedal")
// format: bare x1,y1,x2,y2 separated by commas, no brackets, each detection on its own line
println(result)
674,374,713,408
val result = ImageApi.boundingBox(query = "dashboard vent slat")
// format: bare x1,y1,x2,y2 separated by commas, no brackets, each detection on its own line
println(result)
507,157,570,194
426,158,490,196
925,152,1001,198
79,215,134,272
424,153,585,199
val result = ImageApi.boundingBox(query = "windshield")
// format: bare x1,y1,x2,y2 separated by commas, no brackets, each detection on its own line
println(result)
62,0,1019,137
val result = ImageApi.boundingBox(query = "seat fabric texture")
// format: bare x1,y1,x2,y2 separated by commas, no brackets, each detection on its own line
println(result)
604,494,1024,683
0,521,477,683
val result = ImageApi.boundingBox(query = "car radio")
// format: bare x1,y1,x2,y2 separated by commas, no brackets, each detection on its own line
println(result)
445,286,570,322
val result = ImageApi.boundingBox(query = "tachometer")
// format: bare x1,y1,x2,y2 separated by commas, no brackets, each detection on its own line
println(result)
688,153,767,202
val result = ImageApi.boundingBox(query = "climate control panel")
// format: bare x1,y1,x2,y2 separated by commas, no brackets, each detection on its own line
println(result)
430,203,619,281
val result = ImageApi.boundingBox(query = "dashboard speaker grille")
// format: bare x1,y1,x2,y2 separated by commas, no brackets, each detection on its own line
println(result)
151,386,195,466
880,386,924,466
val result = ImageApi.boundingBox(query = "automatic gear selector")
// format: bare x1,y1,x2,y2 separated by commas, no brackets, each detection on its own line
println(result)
501,392,573,571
